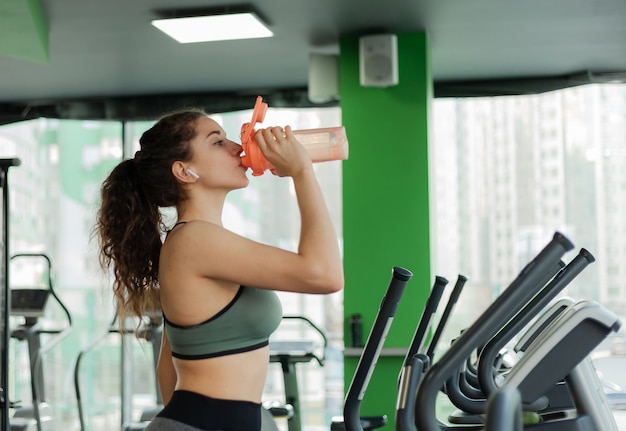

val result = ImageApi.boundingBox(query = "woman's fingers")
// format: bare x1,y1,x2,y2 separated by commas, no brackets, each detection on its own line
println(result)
254,124,310,177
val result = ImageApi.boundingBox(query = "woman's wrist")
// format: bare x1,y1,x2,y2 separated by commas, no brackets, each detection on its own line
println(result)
290,162,316,181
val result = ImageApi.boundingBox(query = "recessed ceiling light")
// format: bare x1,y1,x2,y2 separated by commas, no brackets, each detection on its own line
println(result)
151,12,273,43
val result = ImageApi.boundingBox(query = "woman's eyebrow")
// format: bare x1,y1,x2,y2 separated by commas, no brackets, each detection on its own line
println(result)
206,129,223,139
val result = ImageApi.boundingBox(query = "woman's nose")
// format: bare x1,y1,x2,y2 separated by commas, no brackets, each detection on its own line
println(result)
228,140,243,155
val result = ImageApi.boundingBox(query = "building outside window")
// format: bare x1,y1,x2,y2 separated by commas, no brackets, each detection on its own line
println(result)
430,83,626,425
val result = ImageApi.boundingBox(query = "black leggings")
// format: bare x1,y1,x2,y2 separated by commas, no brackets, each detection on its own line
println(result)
146,390,262,431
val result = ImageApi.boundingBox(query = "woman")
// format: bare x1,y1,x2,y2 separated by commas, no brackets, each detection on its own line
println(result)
95,109,343,431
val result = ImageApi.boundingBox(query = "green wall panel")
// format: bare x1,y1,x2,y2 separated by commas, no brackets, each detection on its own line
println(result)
340,32,433,428
0,0,48,62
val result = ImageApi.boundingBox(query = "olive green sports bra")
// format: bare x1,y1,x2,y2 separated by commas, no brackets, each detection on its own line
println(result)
164,285,283,359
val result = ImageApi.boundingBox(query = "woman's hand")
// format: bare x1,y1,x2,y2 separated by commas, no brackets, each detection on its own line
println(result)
254,126,312,177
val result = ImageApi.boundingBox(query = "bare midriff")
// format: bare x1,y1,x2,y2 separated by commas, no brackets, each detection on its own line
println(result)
173,345,270,402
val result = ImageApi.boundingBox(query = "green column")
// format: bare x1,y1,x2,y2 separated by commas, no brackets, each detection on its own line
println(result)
340,32,432,429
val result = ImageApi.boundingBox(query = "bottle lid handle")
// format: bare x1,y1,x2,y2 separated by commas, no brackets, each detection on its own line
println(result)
240,96,271,176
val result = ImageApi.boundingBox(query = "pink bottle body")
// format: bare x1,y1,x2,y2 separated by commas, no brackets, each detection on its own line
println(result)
240,96,349,176
292,126,349,162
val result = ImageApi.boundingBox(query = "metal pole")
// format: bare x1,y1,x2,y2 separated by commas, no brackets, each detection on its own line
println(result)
0,158,21,431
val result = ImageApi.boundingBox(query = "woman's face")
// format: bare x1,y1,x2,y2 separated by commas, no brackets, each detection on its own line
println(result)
187,116,249,190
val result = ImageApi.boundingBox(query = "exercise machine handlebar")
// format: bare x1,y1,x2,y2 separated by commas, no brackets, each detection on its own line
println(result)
343,266,413,431
413,232,573,431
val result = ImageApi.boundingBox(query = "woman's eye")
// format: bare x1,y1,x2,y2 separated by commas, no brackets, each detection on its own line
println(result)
214,140,224,146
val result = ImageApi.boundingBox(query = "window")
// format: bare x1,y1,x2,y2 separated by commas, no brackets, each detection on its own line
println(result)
1,106,343,431
431,83,626,423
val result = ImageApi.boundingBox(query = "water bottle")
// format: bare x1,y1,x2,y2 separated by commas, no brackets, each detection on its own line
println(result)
349,313,363,348
240,96,349,176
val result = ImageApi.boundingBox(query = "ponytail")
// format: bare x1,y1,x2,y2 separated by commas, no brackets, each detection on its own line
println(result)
96,158,162,321
95,108,207,323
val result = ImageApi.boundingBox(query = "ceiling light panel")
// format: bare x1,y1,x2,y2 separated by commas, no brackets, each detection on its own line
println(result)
152,12,273,43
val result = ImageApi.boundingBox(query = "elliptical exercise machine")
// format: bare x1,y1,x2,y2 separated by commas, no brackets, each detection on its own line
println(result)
266,315,328,431
394,232,621,431
74,306,163,431
9,253,73,431
0,158,22,431
337,266,413,431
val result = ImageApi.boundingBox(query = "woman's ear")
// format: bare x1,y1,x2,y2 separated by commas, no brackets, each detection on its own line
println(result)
172,161,198,183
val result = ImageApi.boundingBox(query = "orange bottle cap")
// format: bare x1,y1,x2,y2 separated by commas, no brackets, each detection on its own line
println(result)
240,96,272,176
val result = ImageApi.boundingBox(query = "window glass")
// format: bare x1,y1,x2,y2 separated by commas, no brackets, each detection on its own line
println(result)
430,83,626,425
2,119,124,430
0,106,343,431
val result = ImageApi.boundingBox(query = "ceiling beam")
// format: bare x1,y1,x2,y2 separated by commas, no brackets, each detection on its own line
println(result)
1,71,624,125
0,88,334,125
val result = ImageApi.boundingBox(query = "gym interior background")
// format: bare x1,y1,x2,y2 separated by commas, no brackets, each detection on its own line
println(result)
1,0,626,430
2,84,626,430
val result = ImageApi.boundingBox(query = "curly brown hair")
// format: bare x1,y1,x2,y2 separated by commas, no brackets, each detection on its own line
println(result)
95,109,208,322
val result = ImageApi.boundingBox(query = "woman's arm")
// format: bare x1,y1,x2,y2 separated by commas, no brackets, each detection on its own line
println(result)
156,330,177,405
290,163,344,289
247,125,343,291
162,126,343,295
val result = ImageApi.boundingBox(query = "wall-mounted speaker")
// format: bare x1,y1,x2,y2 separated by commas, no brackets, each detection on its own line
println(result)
308,53,339,103
359,34,399,88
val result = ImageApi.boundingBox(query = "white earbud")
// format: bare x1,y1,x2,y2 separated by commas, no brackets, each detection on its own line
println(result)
186,168,200,179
